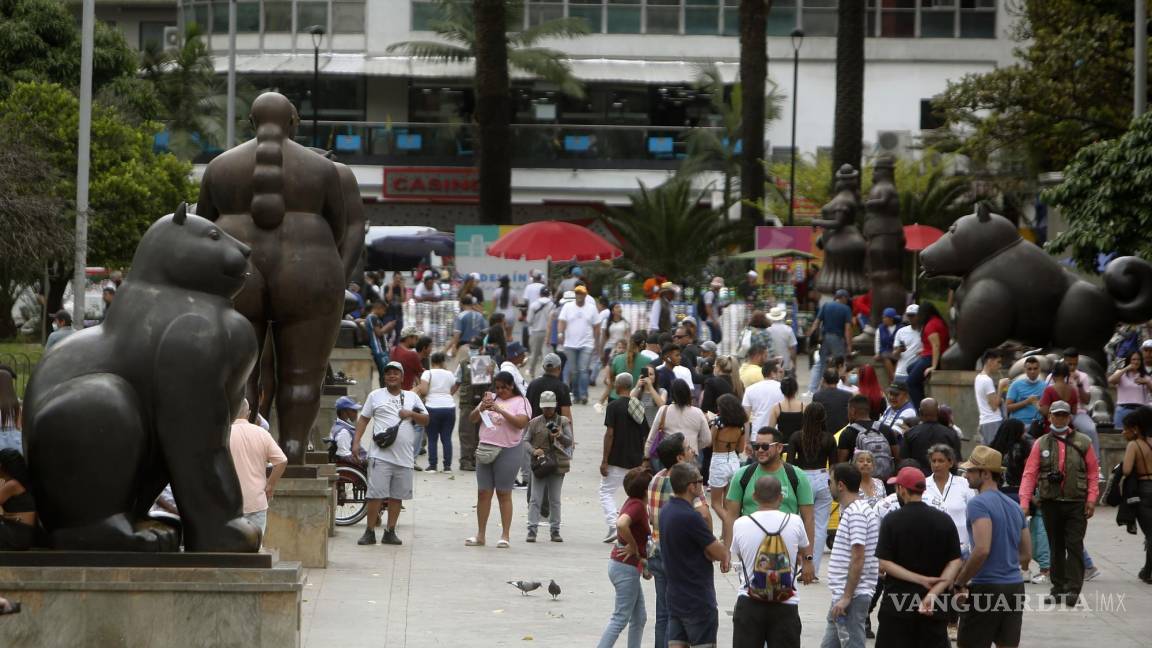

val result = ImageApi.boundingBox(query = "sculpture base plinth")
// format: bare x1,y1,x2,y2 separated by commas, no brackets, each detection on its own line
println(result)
0,551,271,568
263,477,331,568
0,560,302,647
926,370,982,456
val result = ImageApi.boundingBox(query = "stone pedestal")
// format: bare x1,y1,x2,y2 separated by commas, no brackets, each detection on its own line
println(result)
926,369,982,456
0,561,303,647
263,477,331,568
329,347,375,404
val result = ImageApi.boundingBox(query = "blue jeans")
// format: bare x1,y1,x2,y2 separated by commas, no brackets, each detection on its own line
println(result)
809,333,846,392
563,346,594,401
1115,404,1141,431
820,594,871,648
648,551,668,648
597,559,646,648
805,468,832,576
425,408,455,469
906,355,933,408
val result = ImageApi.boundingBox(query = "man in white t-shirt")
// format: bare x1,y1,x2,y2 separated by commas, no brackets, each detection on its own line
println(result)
742,360,785,442
766,306,799,373
352,361,430,547
525,288,555,377
891,304,922,382
557,285,602,404
974,349,1004,444
522,269,545,305
730,474,809,648
820,462,879,648
413,270,442,302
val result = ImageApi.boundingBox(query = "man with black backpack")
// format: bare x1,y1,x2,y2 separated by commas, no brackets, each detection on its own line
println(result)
729,475,810,648
723,426,816,586
838,395,899,479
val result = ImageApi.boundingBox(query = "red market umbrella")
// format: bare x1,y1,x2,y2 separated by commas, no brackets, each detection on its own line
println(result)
486,220,623,261
903,224,945,251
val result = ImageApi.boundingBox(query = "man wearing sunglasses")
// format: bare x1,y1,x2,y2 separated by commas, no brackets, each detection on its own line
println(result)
723,427,816,585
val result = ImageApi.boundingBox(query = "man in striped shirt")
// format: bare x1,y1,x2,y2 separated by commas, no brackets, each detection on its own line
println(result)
821,462,880,648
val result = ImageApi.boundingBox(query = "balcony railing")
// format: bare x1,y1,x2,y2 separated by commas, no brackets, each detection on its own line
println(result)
183,121,732,169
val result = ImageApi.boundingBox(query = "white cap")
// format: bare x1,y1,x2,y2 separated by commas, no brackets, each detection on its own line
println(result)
904,304,920,316
747,270,759,278
1142,339,1152,350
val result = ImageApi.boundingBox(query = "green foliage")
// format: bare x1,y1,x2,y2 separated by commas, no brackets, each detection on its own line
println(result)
601,179,748,283
1045,111,1152,271
0,82,197,268
0,0,136,96
387,0,589,97
933,0,1137,174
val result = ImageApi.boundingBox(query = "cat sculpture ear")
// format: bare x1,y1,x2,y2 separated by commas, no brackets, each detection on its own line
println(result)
976,202,990,222
173,202,187,225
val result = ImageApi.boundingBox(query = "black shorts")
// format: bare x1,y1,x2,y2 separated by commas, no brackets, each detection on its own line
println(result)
957,582,1025,648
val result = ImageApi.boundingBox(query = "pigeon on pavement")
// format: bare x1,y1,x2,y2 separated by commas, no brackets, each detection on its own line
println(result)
548,580,561,600
507,580,542,596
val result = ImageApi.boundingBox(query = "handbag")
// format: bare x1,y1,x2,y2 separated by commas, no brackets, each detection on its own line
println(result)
531,452,558,478
474,443,502,465
647,406,669,460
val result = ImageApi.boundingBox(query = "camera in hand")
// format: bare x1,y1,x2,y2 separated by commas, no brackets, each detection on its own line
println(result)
1045,470,1064,485
546,421,559,433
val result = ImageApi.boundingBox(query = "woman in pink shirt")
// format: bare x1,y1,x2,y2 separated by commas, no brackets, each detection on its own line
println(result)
1110,351,1152,428
466,371,530,548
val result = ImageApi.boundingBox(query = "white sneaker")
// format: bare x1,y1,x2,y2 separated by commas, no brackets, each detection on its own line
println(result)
593,402,605,414
1085,566,1101,581
1031,571,1049,584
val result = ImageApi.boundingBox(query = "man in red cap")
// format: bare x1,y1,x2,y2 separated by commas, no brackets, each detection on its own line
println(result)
874,466,963,648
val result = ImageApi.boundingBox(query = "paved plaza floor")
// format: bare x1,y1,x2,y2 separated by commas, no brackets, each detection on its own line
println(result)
301,399,1152,648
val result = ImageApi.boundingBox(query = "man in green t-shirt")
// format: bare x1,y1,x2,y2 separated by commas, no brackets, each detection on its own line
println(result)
608,335,654,402
722,426,816,584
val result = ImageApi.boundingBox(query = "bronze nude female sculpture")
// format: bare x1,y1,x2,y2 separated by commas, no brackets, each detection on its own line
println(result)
813,164,868,295
862,156,907,323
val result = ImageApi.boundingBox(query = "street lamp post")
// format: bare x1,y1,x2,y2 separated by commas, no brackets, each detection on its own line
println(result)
788,29,804,226
310,25,325,148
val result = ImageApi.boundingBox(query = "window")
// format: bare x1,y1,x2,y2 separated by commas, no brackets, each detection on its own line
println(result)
139,21,172,49
920,98,945,130
190,2,210,32
802,0,837,37
264,1,292,32
646,0,680,34
212,1,228,33
721,0,738,36
768,0,797,36
919,0,955,37
411,0,438,30
606,0,641,33
959,0,995,38
569,0,604,32
685,0,720,35
874,0,914,37
527,1,564,26
297,2,328,32
333,2,364,33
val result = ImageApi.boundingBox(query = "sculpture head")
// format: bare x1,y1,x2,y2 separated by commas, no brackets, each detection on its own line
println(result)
249,92,296,135
872,156,895,183
920,204,1020,278
130,203,252,298
834,164,860,193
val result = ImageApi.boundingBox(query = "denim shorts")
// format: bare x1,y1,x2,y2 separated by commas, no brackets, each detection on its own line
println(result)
667,608,719,647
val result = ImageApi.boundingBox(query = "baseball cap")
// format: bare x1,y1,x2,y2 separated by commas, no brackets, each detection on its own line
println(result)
334,396,361,411
960,446,1004,474
834,289,850,298
571,266,583,276
542,353,563,369
469,272,480,281
700,340,718,353
747,270,758,278
887,382,908,393
1142,339,1152,350
1049,400,1072,415
506,342,526,357
384,360,404,375
904,304,920,316
401,326,423,338
887,466,926,492
574,285,588,294
422,270,437,280
882,307,899,319
538,391,558,408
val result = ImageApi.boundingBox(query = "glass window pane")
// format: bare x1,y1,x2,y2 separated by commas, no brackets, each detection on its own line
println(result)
411,2,438,30
238,2,260,31
264,1,292,32
803,10,836,36
528,4,563,26
920,11,954,37
685,7,719,34
606,6,641,32
687,0,720,6
569,6,603,32
768,8,797,35
960,11,995,37
922,0,955,6
804,0,836,7
139,21,169,49
961,0,995,7
722,7,738,35
334,3,364,33
211,1,226,33
297,2,328,32
879,11,914,37
191,3,209,31
646,6,679,34
884,0,915,7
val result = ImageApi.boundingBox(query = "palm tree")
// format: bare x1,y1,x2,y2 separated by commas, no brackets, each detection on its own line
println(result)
600,179,747,282
738,0,771,223
680,62,784,214
388,1,588,225
831,0,865,181
896,159,971,230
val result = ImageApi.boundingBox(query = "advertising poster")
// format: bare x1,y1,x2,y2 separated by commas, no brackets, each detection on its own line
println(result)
454,225,538,309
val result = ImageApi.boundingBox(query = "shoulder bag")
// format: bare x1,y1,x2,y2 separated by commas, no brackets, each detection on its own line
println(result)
647,406,669,460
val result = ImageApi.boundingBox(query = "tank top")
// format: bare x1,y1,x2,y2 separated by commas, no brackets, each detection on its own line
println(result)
776,410,804,440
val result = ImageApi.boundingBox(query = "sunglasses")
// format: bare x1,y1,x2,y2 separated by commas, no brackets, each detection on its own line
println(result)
752,443,780,451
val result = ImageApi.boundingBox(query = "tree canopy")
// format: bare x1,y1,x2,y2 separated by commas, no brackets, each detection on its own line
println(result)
934,0,1139,174
1045,111,1152,271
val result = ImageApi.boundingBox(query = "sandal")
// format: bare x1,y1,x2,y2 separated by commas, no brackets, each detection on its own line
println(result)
496,539,511,548
464,537,485,547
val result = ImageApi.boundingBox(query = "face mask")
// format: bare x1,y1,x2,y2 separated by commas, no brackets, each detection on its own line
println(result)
1050,424,1070,434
